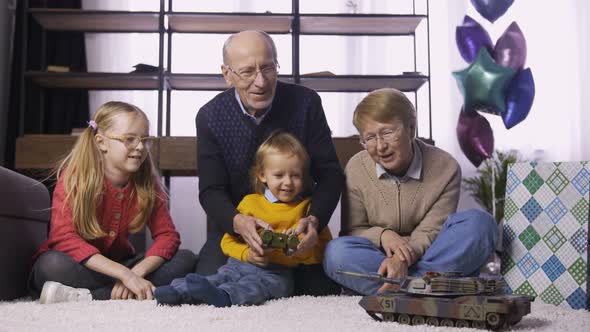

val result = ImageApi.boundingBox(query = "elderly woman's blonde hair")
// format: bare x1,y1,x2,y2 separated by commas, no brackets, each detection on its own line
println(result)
353,88,417,134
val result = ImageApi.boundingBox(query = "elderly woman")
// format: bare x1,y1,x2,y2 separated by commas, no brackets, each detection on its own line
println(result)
323,88,497,295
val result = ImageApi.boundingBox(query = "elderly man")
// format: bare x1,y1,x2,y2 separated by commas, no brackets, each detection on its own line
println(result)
323,88,498,295
195,31,344,295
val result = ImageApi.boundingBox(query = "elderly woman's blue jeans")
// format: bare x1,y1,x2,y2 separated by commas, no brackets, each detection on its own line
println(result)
323,209,498,295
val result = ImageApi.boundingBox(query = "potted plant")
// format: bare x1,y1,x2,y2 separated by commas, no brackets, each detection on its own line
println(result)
462,150,519,223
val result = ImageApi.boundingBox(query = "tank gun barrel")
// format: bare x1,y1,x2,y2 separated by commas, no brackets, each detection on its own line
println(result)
337,270,403,285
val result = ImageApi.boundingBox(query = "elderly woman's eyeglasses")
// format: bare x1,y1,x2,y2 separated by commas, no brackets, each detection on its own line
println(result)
226,63,279,83
360,129,401,149
105,135,156,150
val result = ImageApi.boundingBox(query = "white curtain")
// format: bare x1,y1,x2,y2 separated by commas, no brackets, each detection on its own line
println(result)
83,0,590,253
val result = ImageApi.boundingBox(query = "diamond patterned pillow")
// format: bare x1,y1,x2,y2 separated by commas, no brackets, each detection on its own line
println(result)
502,161,589,310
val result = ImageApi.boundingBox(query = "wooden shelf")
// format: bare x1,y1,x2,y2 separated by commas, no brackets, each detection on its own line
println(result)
29,9,160,32
168,13,292,33
166,74,297,90
299,14,425,35
158,137,196,175
25,72,160,90
29,10,424,35
15,135,75,169
166,74,226,90
166,74,426,92
299,75,428,92
15,135,363,175
16,135,435,175
25,73,427,93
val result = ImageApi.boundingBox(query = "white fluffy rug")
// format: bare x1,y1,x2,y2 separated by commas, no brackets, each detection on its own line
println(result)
0,296,588,332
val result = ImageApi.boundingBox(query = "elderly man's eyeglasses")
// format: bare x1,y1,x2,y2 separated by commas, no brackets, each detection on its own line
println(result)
360,129,402,149
226,63,279,82
105,135,156,150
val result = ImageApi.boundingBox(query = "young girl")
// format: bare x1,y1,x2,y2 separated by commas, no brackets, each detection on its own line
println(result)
154,131,332,306
30,101,196,303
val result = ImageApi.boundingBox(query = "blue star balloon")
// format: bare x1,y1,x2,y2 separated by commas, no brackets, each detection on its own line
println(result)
453,48,516,114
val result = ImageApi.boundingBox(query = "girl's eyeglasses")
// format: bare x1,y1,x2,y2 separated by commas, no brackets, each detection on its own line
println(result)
105,135,156,150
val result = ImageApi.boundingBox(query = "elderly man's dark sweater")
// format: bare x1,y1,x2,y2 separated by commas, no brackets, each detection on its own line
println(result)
196,81,345,236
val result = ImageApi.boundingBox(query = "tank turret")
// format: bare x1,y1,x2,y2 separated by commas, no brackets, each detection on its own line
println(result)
338,271,533,330
337,271,505,296
258,229,299,256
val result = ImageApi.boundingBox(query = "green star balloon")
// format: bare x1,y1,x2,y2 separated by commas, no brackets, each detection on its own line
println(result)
453,48,516,114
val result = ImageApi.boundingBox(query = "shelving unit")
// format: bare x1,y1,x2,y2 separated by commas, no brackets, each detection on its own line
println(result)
16,0,432,170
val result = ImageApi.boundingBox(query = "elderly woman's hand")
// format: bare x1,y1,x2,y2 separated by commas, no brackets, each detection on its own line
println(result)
381,229,416,265
377,255,408,293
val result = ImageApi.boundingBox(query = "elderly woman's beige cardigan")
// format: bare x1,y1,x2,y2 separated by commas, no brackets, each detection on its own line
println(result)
341,139,461,259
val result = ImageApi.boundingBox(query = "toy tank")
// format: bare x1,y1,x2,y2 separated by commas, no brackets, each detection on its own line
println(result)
339,271,533,330
257,229,299,256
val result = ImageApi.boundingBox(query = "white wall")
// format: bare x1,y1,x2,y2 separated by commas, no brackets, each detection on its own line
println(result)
575,1,590,160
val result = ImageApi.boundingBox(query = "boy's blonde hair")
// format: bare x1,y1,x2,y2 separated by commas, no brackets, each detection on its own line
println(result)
56,101,163,240
250,131,310,194
353,88,417,134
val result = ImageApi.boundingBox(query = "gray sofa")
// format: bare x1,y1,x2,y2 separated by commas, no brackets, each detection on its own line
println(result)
0,167,49,300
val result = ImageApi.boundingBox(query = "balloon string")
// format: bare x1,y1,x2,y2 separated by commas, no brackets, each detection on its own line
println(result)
491,155,497,221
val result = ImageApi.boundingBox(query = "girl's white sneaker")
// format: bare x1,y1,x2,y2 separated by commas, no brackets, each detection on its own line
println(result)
39,281,93,304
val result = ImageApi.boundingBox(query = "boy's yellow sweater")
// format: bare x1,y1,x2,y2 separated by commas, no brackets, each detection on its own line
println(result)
221,194,332,267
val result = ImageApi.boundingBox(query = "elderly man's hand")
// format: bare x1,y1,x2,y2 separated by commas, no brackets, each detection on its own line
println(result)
247,248,274,267
292,215,319,256
233,213,272,256
376,255,408,293
380,229,416,265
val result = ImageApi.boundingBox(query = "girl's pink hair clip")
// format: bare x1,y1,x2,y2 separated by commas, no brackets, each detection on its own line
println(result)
87,120,97,130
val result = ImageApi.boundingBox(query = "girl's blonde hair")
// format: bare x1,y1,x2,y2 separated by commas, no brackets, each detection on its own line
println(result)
250,131,310,194
353,88,417,134
56,101,163,240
